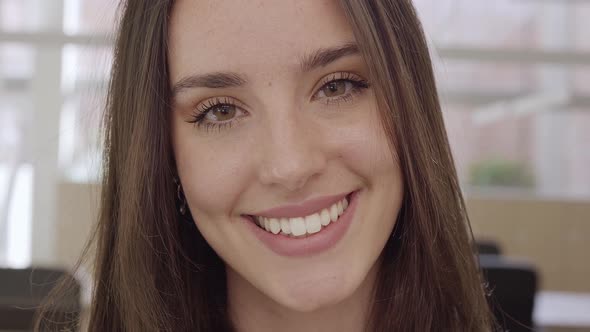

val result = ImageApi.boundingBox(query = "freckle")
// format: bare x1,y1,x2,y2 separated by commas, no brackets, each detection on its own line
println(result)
268,82,272,87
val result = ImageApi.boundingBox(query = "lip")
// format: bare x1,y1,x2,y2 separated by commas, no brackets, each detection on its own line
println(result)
241,190,360,257
250,191,351,219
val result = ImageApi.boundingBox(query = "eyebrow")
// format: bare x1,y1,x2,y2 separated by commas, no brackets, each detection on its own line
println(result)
171,42,360,98
171,72,246,96
299,42,359,73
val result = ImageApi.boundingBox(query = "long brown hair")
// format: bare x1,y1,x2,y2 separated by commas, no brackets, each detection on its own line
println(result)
37,0,494,330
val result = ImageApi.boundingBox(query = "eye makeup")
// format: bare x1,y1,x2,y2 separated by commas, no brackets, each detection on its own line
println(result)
185,72,371,133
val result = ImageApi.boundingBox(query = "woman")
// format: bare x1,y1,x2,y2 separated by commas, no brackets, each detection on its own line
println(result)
38,0,494,331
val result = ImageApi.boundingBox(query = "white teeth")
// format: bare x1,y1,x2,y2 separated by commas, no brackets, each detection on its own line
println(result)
290,218,306,236
280,218,291,234
264,218,270,231
269,218,281,234
254,195,352,236
329,204,338,222
320,209,331,226
304,213,322,234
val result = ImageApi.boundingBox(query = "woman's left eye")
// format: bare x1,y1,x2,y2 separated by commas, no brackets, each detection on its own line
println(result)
319,80,350,98
312,73,370,104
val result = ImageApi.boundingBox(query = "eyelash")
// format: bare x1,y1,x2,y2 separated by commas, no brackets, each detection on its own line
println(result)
187,72,370,132
187,96,241,132
313,72,370,105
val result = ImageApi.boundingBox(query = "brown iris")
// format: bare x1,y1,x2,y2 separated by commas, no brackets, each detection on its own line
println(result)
322,80,346,97
209,104,236,121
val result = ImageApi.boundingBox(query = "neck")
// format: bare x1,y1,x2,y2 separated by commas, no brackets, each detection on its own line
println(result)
226,263,379,332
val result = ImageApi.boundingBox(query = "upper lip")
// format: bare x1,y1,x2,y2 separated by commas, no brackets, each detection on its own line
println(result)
249,191,352,219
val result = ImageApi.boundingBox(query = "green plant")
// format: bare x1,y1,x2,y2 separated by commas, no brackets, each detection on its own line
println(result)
469,159,535,188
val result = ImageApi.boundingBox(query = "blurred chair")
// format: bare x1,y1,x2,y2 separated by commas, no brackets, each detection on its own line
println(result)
476,238,502,255
480,254,538,332
0,267,80,331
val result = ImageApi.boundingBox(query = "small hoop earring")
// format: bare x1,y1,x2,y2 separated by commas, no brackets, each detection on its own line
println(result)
173,176,187,215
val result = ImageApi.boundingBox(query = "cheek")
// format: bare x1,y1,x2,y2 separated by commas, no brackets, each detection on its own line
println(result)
331,105,397,183
334,104,403,231
172,120,253,219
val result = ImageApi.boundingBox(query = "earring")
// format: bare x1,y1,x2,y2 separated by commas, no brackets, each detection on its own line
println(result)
173,176,187,215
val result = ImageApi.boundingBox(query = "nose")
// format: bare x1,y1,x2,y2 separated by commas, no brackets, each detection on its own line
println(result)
257,112,327,191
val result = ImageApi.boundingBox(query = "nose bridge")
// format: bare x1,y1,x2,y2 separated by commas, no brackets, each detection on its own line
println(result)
258,108,325,190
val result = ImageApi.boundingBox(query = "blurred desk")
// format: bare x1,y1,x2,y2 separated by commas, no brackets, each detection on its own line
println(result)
534,291,590,331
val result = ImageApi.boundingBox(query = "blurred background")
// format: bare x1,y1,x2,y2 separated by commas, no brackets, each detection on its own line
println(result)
0,0,588,331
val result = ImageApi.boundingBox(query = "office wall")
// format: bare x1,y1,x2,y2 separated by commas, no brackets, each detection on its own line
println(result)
54,182,98,270
468,196,590,292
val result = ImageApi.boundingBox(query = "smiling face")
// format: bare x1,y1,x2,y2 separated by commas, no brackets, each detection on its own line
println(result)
169,0,403,315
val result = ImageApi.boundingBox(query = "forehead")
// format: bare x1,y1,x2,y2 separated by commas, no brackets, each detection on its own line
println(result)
168,0,356,83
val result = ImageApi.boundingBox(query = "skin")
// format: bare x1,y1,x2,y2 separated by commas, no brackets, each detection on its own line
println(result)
169,1,404,331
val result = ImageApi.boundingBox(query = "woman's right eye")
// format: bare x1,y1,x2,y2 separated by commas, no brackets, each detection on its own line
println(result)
187,97,247,132
205,104,237,122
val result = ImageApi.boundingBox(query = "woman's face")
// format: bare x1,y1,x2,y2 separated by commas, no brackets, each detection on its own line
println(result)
169,0,403,312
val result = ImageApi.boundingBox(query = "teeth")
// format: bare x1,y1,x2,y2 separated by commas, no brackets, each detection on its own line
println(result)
320,209,331,226
254,195,352,237
290,218,306,236
264,218,271,231
269,218,281,234
329,204,338,222
304,213,322,234
280,218,291,234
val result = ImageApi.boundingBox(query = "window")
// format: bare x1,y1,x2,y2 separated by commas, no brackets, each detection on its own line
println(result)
415,0,590,198
0,0,115,267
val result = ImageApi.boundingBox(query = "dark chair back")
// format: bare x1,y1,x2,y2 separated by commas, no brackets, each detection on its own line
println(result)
0,267,80,331
480,255,538,332
476,239,502,255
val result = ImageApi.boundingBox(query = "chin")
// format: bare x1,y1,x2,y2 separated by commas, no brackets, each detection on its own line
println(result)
268,268,363,313
278,288,350,313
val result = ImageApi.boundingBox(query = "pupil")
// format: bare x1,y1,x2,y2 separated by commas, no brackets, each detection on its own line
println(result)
214,105,235,120
220,105,231,114
325,81,344,96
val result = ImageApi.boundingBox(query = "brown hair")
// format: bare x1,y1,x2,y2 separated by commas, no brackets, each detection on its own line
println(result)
36,0,495,331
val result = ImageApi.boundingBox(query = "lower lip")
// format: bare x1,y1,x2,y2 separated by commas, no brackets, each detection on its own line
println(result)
241,190,360,257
